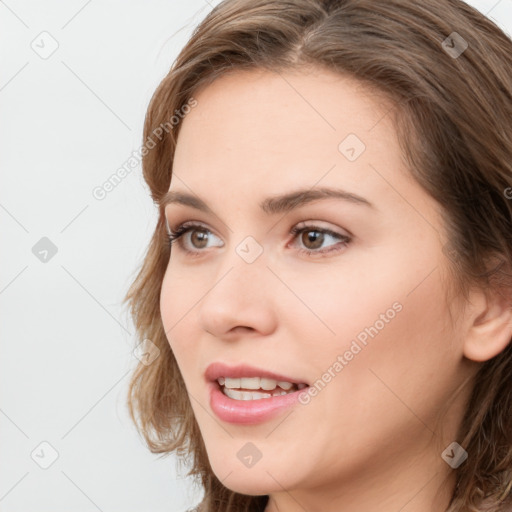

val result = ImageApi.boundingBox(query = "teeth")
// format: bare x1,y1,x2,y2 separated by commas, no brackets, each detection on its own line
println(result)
222,387,290,400
218,376,298,391
224,377,241,388
260,377,278,390
240,377,260,389
223,388,274,400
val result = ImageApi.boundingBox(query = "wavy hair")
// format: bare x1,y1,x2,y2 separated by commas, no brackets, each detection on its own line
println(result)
124,1,512,510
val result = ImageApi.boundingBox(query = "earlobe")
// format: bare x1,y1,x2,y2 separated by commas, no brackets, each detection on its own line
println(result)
463,286,512,362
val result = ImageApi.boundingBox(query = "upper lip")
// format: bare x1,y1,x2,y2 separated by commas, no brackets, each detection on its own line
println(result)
205,362,309,385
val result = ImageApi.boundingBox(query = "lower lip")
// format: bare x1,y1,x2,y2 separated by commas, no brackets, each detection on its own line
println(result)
208,381,308,425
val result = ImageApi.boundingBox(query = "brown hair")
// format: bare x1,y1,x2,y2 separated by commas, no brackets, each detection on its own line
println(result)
124,1,512,510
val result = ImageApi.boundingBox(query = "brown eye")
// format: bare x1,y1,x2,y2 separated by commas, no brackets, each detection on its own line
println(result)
189,229,210,249
300,230,325,250
167,222,224,253
290,224,351,256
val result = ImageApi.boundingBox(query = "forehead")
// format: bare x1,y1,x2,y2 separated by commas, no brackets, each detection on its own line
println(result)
171,67,413,206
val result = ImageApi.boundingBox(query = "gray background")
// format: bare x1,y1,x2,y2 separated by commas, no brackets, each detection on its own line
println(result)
1,1,510,511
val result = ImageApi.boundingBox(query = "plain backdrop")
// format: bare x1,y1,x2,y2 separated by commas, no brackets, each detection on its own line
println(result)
0,1,511,511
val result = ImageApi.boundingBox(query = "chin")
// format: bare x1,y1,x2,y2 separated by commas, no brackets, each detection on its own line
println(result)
213,474,281,496
208,457,297,496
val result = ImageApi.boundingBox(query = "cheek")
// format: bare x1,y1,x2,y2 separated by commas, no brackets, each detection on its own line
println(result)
273,256,404,347
159,262,196,363
279,272,458,482
317,268,459,431
371,273,458,385
294,244,458,417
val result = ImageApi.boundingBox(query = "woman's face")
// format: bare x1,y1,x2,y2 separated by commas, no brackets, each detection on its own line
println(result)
160,67,478,508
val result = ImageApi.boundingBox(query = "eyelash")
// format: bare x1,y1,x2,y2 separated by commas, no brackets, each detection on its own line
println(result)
165,221,351,258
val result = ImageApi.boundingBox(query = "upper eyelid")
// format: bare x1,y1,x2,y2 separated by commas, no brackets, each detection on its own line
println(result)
167,220,351,246
166,219,215,235
166,219,348,235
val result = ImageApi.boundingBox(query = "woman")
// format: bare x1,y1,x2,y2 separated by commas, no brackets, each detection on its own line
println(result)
124,1,512,510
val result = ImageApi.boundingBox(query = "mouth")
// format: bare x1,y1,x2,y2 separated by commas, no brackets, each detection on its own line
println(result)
205,362,310,424
217,376,308,401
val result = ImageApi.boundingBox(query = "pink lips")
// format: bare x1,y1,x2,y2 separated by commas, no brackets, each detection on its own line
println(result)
205,362,307,384
205,362,309,425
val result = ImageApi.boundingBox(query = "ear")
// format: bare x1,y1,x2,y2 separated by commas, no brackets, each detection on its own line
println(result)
463,284,512,362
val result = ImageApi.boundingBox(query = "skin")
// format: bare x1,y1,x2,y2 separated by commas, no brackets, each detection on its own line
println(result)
159,66,512,512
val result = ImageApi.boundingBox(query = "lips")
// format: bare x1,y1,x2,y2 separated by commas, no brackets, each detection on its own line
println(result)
205,362,310,424
205,362,309,386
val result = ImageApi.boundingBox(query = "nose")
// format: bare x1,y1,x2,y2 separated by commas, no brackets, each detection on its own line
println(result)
197,247,278,340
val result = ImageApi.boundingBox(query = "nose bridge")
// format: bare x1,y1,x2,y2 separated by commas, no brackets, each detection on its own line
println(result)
197,234,276,336
212,235,269,303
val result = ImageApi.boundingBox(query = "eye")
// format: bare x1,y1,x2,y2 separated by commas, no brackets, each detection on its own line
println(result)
166,221,223,255
165,221,351,257
289,223,351,257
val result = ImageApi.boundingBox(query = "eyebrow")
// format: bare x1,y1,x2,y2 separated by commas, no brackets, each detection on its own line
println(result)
161,186,374,215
